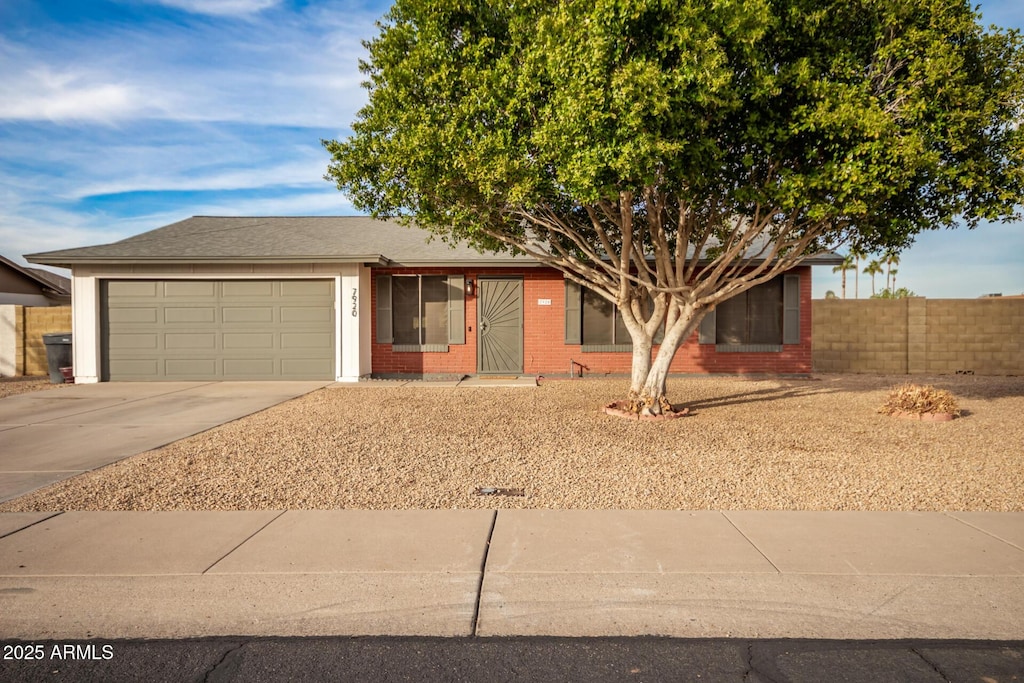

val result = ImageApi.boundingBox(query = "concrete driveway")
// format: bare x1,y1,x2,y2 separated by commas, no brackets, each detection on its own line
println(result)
0,381,331,503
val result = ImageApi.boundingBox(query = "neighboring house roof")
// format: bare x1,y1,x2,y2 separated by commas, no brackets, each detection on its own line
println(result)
0,254,71,297
24,266,71,293
26,216,844,268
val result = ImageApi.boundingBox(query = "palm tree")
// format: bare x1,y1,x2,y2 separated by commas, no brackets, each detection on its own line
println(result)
864,259,884,296
849,246,868,299
889,268,898,292
832,256,855,299
884,252,901,291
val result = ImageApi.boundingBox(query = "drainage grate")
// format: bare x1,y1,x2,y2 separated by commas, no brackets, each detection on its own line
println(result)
474,487,525,497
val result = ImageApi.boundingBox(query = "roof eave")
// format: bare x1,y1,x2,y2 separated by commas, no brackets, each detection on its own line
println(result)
27,253,845,269
803,255,846,267
384,259,540,268
25,255,390,268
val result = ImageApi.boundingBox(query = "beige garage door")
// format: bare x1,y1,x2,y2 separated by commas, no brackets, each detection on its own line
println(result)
102,279,335,380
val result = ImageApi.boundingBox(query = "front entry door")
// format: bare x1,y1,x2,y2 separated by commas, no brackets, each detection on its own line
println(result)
477,278,523,374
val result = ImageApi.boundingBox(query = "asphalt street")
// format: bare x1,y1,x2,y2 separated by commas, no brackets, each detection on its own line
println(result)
1,637,1022,682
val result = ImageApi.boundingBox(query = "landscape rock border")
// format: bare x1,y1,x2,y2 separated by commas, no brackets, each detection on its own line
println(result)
889,410,957,422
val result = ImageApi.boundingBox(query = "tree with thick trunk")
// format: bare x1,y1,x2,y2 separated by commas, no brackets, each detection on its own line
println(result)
325,0,1024,416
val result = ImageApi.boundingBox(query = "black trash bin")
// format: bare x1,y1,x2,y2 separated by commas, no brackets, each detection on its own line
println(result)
42,332,73,384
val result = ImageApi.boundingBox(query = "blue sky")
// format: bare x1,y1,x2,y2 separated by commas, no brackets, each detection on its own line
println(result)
1,0,1021,298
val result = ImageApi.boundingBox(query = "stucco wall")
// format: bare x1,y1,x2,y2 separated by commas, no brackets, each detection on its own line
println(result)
812,298,1024,375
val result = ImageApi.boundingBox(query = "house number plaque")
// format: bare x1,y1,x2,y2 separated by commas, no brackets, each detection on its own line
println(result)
351,288,358,317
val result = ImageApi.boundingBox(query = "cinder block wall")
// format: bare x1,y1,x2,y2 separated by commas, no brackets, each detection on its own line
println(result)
21,306,72,376
813,298,1023,375
924,299,1024,375
812,299,908,373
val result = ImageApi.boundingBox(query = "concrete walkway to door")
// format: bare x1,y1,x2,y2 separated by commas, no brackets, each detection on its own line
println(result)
333,376,538,388
0,381,331,503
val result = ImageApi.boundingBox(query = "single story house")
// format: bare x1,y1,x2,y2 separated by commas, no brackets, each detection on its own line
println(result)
26,216,841,383
0,254,71,306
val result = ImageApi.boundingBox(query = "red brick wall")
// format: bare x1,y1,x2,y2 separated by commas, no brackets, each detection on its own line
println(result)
371,265,813,376
370,267,477,376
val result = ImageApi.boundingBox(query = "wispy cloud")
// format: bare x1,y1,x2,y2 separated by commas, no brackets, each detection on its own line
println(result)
69,160,326,200
146,0,281,16
189,189,357,217
0,66,148,123
0,0,378,269
0,4,374,127
0,39,161,123
0,207,130,263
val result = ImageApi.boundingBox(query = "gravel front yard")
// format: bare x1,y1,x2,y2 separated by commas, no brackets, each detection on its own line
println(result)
0,376,67,399
2,374,1022,512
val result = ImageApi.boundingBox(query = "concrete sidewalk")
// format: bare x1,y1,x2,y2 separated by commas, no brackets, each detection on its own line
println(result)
1,510,1021,640
0,381,331,503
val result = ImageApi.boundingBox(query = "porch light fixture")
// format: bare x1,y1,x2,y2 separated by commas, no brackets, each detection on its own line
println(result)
466,279,475,296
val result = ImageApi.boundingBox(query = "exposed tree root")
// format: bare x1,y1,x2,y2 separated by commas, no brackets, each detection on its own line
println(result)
617,391,686,420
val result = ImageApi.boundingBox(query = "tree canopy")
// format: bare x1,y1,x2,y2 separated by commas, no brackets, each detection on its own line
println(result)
325,0,1024,414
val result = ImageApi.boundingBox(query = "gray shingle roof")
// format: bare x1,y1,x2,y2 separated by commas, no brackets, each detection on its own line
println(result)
24,267,71,293
26,215,844,268
0,254,71,294
25,216,533,268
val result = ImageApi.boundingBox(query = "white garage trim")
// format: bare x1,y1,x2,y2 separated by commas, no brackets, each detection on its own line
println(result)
72,274,100,383
71,265,371,383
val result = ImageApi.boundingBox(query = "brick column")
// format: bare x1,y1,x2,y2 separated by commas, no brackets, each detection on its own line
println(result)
906,297,927,374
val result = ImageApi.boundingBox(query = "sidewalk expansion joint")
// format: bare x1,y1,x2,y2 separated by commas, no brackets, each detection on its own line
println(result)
471,509,498,637
0,511,63,540
722,511,782,574
201,510,288,575
943,511,1024,554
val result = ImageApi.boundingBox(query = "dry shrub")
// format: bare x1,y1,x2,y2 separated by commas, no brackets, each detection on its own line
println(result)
878,383,961,416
